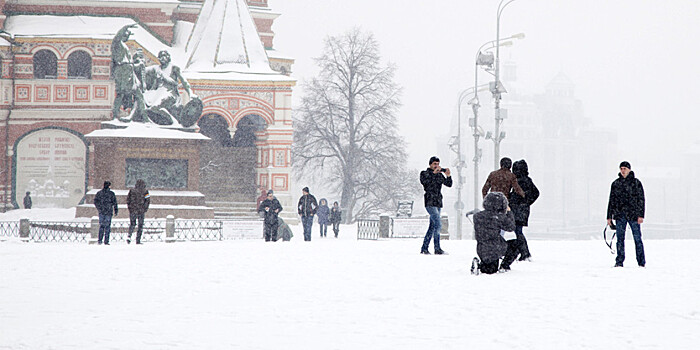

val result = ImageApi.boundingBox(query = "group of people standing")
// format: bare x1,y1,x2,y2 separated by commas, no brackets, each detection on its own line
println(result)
295,187,342,241
420,154,645,275
92,179,151,245
257,186,342,242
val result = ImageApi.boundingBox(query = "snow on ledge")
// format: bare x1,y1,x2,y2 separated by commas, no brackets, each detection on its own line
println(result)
85,123,209,140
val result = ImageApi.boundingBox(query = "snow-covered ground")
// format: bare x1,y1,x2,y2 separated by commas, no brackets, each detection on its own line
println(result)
1,223,699,349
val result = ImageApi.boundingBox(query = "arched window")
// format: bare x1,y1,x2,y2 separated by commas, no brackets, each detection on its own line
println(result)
33,50,57,79
198,114,233,147
67,50,92,79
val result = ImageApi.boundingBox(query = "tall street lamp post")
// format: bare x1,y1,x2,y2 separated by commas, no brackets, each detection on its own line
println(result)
452,84,488,240
471,34,524,213
492,0,520,170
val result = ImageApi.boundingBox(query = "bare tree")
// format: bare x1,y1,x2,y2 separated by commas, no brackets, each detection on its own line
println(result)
293,28,419,222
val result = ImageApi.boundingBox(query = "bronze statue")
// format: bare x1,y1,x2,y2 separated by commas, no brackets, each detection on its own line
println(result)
111,25,203,128
111,24,147,123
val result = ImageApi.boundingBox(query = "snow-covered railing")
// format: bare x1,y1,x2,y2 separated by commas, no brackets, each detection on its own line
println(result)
357,218,380,240
357,215,448,240
175,219,223,241
4,217,225,243
0,221,20,239
29,221,91,243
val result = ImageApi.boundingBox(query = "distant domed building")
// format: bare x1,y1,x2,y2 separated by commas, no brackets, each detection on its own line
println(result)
0,0,295,217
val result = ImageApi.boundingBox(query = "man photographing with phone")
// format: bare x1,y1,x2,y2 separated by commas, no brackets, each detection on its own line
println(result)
420,156,452,255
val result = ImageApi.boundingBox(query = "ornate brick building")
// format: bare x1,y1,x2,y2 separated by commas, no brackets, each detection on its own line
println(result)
0,0,295,214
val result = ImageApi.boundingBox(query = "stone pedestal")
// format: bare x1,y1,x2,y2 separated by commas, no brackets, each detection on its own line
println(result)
76,123,214,219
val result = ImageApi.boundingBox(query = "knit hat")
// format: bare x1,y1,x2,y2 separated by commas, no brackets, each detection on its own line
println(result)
429,156,440,165
619,161,631,169
103,181,111,188
302,187,309,193
267,189,274,195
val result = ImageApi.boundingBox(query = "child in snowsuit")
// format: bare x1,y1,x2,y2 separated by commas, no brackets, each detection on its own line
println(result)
329,201,342,238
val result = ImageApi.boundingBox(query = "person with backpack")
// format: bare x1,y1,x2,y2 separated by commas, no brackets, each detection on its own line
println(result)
126,179,150,245
94,181,118,245
329,201,342,238
607,161,646,267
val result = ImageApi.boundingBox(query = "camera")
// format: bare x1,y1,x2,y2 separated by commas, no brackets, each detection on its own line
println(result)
440,168,448,173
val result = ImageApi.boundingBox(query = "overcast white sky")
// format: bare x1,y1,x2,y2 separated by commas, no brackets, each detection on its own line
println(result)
271,0,700,171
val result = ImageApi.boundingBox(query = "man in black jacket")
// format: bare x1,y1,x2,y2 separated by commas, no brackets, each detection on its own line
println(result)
419,156,452,255
297,187,317,241
472,192,517,274
94,181,118,245
607,161,646,267
258,190,283,242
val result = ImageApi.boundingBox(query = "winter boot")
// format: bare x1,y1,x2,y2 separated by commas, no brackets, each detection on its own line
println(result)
471,257,480,275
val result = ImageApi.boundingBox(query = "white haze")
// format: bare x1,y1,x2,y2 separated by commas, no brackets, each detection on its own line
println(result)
271,0,700,234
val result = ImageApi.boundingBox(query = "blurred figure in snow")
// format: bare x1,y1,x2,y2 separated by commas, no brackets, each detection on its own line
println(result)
317,198,330,237
330,201,342,238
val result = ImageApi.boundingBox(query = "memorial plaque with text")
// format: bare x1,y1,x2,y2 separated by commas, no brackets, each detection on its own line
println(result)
14,129,86,208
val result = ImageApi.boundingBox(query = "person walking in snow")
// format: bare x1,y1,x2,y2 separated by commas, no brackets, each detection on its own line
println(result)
23,191,32,209
330,201,342,238
482,157,525,200
127,179,150,244
420,156,452,255
607,161,646,267
258,189,283,242
317,198,330,237
94,181,118,245
471,192,518,274
505,159,539,263
297,187,318,241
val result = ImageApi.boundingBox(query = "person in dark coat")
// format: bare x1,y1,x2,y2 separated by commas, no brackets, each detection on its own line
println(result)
94,181,118,245
419,156,452,255
316,198,330,237
126,179,150,244
297,187,318,241
607,161,646,267
329,201,342,238
482,157,525,200
472,192,517,274
506,159,540,263
23,191,32,209
258,189,283,242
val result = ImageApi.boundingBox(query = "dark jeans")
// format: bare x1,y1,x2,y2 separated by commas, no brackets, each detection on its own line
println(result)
479,260,500,274
302,216,313,241
421,206,442,252
500,239,521,269
128,212,145,243
332,222,340,237
615,216,646,266
98,214,112,244
319,223,327,237
515,225,531,259
264,222,279,242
